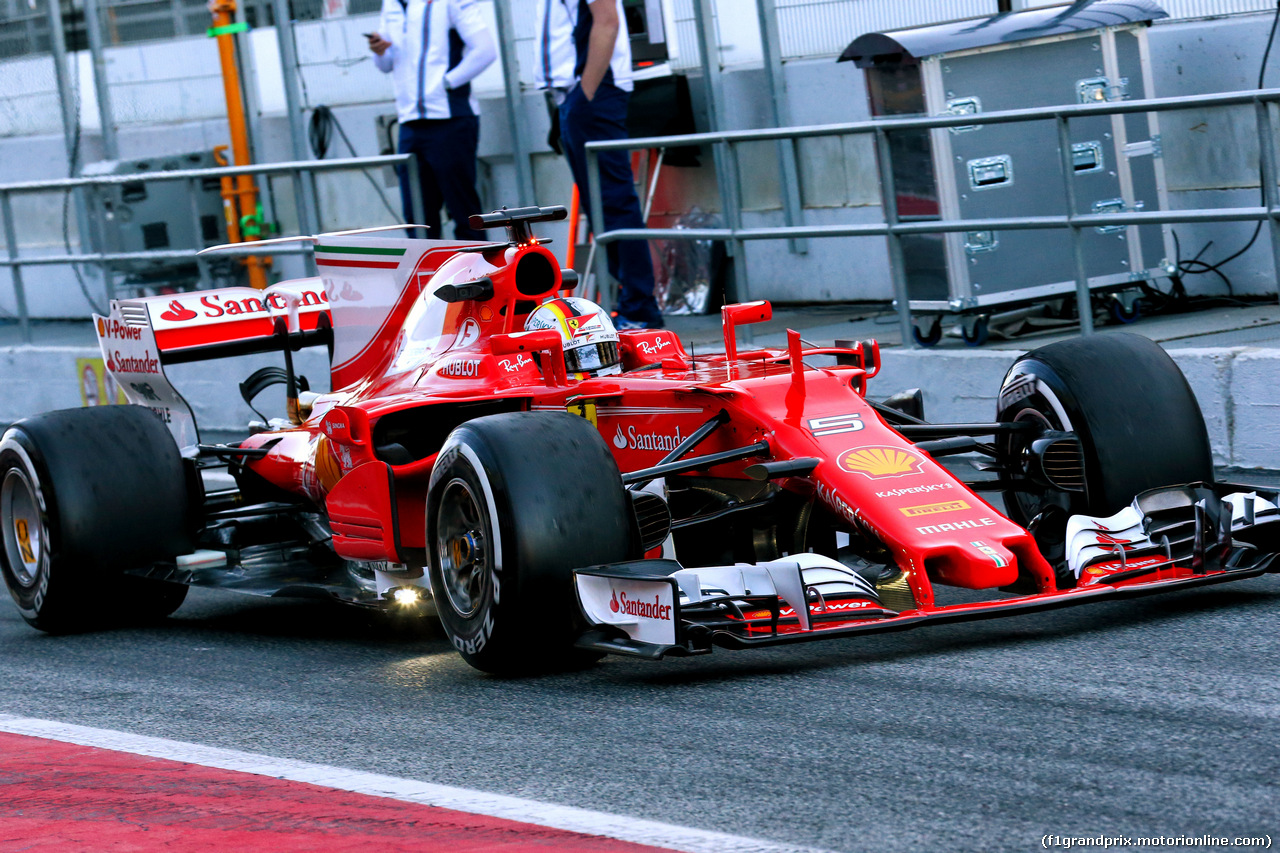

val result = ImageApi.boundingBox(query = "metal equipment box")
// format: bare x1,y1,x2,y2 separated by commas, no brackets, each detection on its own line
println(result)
83,150,227,281
841,1,1172,339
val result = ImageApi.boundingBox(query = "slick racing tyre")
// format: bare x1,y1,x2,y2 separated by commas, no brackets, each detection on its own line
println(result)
0,406,193,632
427,412,635,674
995,332,1213,538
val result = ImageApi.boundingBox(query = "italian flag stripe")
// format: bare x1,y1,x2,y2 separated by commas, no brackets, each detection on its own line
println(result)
314,245,406,256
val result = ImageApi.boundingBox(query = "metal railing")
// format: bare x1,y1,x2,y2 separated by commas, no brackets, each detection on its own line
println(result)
584,87,1280,348
0,153,416,343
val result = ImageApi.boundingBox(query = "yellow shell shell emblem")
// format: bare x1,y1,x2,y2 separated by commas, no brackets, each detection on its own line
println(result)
839,446,925,479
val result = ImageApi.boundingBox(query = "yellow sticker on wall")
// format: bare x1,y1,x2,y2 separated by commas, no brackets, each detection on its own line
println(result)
77,358,127,407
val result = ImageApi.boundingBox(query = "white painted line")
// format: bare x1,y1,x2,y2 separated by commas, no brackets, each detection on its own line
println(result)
0,714,833,853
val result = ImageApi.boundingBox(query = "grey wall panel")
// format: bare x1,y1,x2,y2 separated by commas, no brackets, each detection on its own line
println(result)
740,206,893,301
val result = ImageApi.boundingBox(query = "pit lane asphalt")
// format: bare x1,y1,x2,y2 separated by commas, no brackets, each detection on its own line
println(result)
3,480,1279,852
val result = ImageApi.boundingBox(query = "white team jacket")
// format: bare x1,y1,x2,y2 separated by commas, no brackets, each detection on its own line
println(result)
374,0,496,123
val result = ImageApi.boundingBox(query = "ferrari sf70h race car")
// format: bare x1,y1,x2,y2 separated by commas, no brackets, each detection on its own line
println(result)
2,205,1277,673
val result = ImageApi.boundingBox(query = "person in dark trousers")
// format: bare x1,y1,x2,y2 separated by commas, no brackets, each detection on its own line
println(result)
537,0,663,329
369,0,495,240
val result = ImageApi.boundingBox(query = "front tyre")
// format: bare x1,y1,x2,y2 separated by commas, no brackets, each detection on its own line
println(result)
427,412,635,674
996,332,1213,527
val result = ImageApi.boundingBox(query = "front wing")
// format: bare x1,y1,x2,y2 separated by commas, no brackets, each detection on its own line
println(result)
574,482,1280,660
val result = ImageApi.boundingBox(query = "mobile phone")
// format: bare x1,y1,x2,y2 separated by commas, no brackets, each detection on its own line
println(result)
363,32,378,38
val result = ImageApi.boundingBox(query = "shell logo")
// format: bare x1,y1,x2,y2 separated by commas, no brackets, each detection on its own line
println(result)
839,446,925,479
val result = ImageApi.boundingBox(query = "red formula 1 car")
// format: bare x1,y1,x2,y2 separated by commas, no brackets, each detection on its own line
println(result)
2,206,1277,673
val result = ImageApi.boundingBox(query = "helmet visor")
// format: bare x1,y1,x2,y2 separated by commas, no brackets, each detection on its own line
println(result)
565,340,619,373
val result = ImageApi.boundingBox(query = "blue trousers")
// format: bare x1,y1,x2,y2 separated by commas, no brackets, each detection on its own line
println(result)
397,116,486,241
559,82,662,327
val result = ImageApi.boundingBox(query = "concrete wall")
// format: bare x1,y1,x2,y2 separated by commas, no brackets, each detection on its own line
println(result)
875,345,1280,470
0,344,332,440
1,341,1276,469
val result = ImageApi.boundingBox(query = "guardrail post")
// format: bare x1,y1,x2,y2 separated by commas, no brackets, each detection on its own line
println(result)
188,177,213,289
874,127,915,349
756,0,806,255
82,0,119,161
585,146,610,305
46,0,78,173
272,0,320,262
1256,98,1280,301
1,191,32,343
405,154,424,239
1057,114,1095,336
493,0,536,205
719,140,753,342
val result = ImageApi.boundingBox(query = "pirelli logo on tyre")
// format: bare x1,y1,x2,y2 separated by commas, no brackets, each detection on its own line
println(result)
899,500,970,517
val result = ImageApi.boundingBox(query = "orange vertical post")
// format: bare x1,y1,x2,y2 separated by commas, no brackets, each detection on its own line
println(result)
209,0,269,289
566,184,580,269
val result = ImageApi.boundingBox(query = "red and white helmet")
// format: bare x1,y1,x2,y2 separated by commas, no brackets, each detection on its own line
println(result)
524,297,621,376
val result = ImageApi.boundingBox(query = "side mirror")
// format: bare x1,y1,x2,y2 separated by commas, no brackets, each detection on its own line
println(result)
721,300,773,361
491,330,568,386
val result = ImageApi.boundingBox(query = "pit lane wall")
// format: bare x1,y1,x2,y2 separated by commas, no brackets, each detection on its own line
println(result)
0,346,332,445
871,346,1280,472
0,342,1275,470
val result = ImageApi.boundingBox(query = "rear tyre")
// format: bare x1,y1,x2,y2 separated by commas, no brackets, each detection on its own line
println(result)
0,407,193,632
426,412,635,674
996,332,1213,530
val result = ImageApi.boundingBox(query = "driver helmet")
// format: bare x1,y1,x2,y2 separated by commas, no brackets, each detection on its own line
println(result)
524,296,622,376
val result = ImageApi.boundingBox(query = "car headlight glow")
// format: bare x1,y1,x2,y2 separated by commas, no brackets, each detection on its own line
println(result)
392,588,421,606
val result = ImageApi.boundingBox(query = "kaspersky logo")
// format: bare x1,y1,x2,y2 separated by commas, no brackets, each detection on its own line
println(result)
839,447,925,479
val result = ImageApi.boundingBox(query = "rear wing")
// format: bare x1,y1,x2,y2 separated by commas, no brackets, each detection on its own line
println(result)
94,279,332,453
97,236,481,450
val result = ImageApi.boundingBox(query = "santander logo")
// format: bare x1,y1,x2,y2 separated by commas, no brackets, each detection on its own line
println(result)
610,589,672,621
160,300,197,322
611,423,686,453
155,290,328,325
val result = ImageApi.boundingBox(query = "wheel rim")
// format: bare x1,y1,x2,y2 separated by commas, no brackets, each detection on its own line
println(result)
436,478,490,619
1006,406,1076,524
1,468,42,588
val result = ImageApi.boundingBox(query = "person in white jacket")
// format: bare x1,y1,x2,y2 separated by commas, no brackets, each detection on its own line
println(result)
368,0,495,240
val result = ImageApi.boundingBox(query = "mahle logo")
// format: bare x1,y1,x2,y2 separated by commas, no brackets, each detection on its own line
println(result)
839,447,924,479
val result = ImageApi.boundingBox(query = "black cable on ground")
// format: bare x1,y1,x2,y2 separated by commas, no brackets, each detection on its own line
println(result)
1169,0,1280,299
308,105,402,221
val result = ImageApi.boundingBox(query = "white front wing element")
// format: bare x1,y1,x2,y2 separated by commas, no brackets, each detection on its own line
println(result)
1065,491,1280,578
576,574,678,646
575,555,881,645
